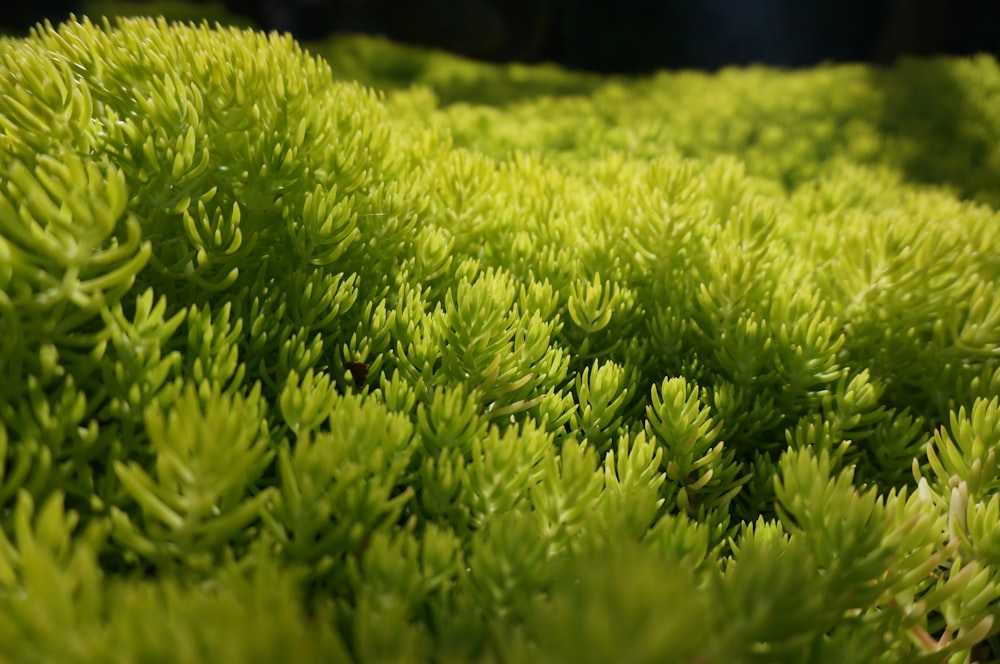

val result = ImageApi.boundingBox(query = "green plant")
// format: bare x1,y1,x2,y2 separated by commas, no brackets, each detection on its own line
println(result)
1,15,999,663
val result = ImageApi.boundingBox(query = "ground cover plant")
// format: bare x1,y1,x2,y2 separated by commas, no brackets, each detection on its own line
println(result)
2,14,1000,663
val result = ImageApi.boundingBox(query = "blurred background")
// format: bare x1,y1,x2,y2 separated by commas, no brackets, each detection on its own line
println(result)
2,0,999,73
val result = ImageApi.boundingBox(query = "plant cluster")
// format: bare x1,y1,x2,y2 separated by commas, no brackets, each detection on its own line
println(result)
1,15,1000,663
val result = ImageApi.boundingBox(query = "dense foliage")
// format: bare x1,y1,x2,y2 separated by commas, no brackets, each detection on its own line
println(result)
2,15,1000,662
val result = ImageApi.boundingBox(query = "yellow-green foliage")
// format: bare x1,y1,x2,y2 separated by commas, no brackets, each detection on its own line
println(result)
1,15,1000,663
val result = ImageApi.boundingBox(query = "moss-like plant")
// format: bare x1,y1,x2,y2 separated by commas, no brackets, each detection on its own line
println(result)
1,14,1000,663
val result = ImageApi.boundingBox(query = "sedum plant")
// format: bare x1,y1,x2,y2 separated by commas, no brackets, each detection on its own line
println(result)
1,13,1000,663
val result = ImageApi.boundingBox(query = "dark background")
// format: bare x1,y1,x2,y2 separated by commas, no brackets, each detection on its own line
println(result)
3,0,1000,72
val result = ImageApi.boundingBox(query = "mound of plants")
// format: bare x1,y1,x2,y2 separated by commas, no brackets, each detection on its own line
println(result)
1,15,1000,662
